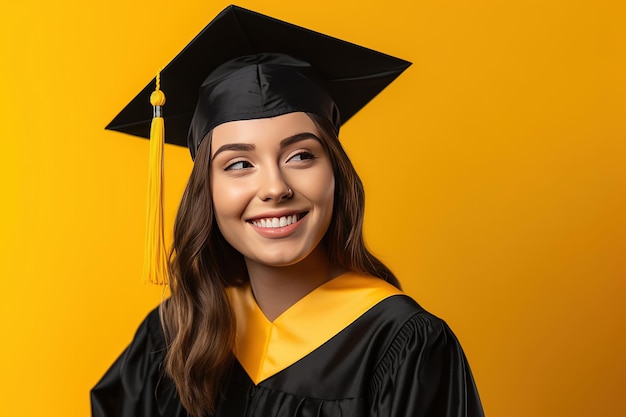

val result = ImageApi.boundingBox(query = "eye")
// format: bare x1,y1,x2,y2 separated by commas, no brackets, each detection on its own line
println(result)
225,160,253,171
287,151,316,162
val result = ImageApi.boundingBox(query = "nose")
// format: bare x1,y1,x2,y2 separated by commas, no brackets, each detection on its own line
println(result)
258,167,293,202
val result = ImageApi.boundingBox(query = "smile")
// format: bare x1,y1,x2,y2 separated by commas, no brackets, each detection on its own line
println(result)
249,212,307,228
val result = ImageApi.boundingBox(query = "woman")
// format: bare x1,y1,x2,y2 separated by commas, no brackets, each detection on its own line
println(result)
92,5,484,417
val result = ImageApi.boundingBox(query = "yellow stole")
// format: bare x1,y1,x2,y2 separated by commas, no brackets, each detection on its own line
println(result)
226,272,402,384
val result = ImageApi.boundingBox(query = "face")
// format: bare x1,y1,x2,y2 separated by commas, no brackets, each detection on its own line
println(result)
210,112,335,269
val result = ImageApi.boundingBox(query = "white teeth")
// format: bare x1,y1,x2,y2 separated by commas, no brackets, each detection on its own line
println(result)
252,215,299,228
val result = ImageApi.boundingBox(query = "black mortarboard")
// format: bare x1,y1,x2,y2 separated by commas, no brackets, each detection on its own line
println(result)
106,4,411,158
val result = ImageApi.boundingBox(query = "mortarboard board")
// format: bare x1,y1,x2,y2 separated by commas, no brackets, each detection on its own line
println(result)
107,4,411,158
107,5,411,285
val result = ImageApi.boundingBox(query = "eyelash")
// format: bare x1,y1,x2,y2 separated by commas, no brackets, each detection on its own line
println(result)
224,160,253,171
288,150,316,162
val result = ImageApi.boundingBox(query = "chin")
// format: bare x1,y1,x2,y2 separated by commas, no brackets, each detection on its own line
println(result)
245,244,320,269
255,254,309,268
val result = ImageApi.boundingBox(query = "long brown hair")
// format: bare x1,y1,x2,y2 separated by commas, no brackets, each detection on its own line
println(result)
161,112,400,417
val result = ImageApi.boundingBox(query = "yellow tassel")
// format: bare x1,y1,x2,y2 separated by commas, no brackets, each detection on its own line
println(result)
143,71,169,285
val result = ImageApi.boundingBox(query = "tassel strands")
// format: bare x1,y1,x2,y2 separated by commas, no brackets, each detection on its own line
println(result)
143,71,169,285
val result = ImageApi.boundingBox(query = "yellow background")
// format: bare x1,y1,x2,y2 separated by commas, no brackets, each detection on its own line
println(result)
1,0,624,416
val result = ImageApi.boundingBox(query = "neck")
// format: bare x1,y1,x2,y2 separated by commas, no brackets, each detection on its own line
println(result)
245,244,347,322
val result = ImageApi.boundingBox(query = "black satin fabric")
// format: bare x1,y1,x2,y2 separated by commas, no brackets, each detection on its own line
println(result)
188,53,340,159
91,296,484,417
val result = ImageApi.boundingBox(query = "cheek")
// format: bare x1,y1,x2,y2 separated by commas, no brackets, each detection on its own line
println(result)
315,169,336,215
211,181,247,223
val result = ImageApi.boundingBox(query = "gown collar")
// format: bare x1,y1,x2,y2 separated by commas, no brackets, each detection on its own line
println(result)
226,272,402,384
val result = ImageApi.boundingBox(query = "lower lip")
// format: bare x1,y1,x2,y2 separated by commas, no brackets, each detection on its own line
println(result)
248,217,304,238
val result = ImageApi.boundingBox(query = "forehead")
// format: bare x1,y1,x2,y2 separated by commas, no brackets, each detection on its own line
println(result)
210,112,320,153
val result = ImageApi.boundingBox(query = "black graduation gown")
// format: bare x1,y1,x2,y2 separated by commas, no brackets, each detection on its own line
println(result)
91,293,484,417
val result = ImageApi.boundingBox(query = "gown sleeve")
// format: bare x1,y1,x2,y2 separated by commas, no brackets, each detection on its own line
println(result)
90,307,185,417
369,312,485,417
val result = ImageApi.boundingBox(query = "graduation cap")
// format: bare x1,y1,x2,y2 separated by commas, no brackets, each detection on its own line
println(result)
107,4,411,156
108,4,411,284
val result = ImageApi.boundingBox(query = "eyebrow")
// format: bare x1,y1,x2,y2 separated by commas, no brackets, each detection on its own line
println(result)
211,132,321,160
280,132,321,148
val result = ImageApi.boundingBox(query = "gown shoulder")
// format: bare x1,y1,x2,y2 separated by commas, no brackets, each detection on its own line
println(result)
90,307,186,417
368,295,485,417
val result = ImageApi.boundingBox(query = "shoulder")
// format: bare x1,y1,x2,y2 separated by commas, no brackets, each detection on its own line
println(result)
373,294,458,348
120,305,166,359
95,305,166,382
91,304,183,417
366,293,447,335
368,295,464,373
366,296,486,416
334,293,453,367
